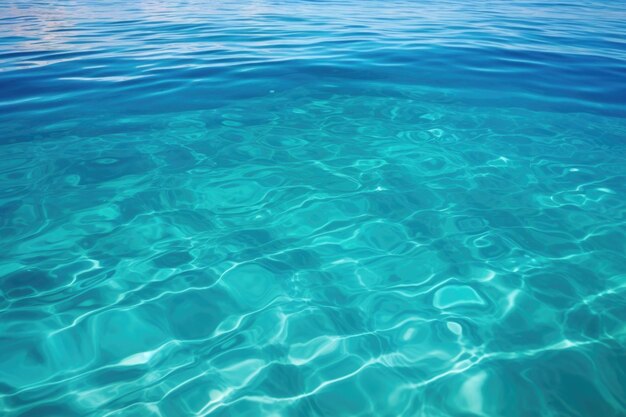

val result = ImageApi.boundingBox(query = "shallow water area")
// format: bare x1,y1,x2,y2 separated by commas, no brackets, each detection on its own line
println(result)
1,1,626,416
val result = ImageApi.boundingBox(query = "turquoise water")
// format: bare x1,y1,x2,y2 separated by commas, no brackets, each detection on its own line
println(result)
1,0,626,416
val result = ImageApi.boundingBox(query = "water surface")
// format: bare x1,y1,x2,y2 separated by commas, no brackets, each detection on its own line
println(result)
1,1,626,416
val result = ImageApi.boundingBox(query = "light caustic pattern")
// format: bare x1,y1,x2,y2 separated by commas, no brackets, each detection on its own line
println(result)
1,1,626,416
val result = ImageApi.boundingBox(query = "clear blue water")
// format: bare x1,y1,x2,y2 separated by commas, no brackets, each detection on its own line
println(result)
1,0,626,416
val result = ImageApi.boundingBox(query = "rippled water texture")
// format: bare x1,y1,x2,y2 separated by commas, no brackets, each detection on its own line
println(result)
1,1,626,416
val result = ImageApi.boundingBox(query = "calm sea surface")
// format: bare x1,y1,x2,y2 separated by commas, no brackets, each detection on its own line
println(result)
1,1,625,416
